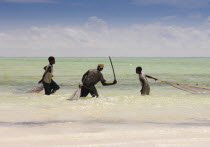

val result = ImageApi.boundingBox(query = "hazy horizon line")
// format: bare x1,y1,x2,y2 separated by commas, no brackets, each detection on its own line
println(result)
0,56,209,58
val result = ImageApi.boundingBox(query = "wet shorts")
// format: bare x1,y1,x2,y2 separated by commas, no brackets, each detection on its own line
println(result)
80,86,99,97
43,80,60,95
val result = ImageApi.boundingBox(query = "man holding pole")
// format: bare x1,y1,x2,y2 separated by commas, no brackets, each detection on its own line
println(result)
80,63,117,98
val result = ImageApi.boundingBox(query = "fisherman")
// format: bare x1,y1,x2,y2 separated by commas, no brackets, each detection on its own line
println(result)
80,64,117,97
136,66,157,95
38,56,60,95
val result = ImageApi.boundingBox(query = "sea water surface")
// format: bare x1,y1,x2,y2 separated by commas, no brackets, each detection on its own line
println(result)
0,57,210,147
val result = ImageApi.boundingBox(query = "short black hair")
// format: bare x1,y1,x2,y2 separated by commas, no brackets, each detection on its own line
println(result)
136,66,142,72
48,56,55,62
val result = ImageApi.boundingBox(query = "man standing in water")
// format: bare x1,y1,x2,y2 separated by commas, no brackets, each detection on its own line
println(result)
136,66,157,95
80,64,117,98
38,56,60,95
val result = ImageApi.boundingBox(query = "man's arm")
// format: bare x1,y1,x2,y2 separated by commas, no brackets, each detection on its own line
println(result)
79,71,89,88
146,75,158,81
81,71,89,82
140,79,145,92
38,66,51,84
101,79,117,86
100,73,117,86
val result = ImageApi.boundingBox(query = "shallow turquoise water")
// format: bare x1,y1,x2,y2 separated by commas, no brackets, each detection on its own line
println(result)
0,57,210,125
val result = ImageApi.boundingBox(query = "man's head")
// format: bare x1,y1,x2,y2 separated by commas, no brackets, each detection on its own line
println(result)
136,66,142,74
48,56,55,65
97,64,104,71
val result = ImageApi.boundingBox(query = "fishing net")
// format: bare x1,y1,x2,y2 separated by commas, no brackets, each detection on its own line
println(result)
163,81,210,94
67,87,81,100
26,85,44,93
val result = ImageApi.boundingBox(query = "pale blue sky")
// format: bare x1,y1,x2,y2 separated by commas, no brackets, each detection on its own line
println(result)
0,0,210,28
0,0,210,57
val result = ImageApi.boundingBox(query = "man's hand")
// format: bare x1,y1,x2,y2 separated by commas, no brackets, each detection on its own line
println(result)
154,78,158,81
79,82,83,88
113,80,117,84
38,80,43,84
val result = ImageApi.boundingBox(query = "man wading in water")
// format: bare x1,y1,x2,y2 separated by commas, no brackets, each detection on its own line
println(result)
38,56,60,95
80,64,117,98
136,66,157,95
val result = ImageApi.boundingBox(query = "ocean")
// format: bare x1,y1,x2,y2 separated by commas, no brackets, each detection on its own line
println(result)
0,57,210,147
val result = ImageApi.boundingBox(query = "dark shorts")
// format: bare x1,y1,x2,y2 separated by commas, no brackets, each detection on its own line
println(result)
43,80,60,95
80,86,99,97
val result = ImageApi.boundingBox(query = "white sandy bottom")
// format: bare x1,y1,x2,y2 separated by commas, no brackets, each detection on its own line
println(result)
0,122,210,147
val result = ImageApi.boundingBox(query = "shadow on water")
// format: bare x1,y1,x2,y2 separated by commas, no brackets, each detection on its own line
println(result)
141,121,210,127
0,120,76,127
0,120,210,127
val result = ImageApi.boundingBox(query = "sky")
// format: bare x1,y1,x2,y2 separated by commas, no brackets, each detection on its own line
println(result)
0,0,210,57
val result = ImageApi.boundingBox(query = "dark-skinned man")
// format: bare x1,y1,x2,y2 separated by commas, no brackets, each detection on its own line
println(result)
38,56,60,95
80,64,117,98
136,66,157,95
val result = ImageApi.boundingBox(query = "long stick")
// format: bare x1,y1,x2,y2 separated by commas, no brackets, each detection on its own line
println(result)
109,56,116,80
